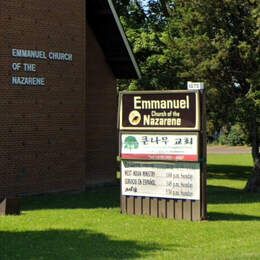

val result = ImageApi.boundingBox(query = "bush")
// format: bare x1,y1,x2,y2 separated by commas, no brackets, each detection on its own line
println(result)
218,134,228,145
226,124,248,146
216,124,249,146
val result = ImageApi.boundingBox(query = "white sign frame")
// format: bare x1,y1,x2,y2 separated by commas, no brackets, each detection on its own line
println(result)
120,132,199,162
118,90,201,131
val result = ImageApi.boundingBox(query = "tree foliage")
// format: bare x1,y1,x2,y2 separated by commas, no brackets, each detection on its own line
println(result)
114,0,260,191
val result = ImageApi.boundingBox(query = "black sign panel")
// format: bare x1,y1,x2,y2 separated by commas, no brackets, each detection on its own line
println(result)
119,91,200,130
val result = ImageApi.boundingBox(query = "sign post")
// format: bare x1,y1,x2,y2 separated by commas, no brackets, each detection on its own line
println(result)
118,90,207,221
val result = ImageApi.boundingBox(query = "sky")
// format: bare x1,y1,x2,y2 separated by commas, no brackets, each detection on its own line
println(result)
141,0,150,11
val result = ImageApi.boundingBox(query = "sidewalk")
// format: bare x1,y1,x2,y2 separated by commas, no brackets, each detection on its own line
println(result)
207,145,251,154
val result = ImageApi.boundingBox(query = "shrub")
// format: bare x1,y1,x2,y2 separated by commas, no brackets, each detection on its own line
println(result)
218,134,228,145
226,124,248,146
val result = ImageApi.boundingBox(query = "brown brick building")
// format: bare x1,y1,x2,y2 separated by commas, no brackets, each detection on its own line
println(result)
0,0,140,197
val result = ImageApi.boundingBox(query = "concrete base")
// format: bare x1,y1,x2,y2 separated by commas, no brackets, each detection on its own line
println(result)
0,197,21,216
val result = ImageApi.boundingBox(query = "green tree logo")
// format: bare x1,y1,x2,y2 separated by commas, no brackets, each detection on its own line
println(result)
124,136,139,150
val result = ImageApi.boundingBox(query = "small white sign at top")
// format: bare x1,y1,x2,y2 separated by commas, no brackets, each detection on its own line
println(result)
187,81,204,90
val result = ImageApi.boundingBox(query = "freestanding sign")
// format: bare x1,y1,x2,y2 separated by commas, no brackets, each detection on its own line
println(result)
118,90,207,221
119,91,200,130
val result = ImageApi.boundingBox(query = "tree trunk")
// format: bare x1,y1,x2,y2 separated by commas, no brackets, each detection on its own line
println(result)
160,0,172,17
246,112,260,192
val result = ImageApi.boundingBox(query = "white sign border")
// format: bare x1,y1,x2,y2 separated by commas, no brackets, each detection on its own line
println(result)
119,132,200,162
118,90,201,131
121,160,201,200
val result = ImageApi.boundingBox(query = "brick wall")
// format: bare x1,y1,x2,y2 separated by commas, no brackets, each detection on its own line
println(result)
0,0,86,196
86,23,117,186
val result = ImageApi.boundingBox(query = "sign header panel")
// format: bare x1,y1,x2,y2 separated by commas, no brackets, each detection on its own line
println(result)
119,91,200,131
120,132,199,161
121,160,200,200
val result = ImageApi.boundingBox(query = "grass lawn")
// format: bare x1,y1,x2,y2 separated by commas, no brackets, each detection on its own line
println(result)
1,154,260,259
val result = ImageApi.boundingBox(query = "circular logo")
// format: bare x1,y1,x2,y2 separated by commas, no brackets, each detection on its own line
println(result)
128,110,141,126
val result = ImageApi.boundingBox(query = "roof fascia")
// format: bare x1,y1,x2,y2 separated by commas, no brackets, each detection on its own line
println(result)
107,0,141,79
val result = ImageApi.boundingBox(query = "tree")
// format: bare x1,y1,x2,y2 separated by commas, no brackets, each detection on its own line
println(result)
115,0,260,191
115,0,184,91
164,0,259,191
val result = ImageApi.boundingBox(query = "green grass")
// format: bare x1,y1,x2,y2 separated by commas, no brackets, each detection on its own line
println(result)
1,154,260,259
